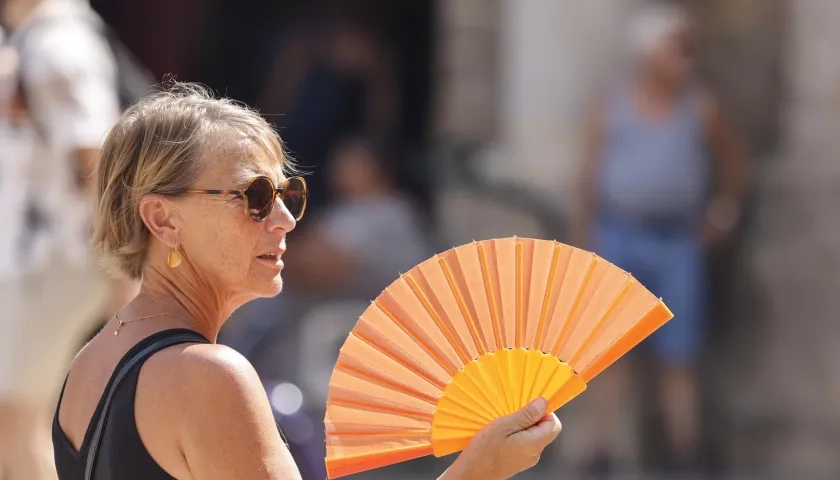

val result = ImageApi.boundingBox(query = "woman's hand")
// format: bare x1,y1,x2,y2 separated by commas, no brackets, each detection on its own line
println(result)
440,397,562,480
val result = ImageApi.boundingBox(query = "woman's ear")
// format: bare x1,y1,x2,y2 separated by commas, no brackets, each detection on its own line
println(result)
139,194,181,248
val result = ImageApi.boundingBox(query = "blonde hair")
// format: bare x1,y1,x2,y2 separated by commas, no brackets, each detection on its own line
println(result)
92,82,292,280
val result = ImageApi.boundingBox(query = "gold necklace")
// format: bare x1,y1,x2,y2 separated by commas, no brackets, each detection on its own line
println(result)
113,312,193,336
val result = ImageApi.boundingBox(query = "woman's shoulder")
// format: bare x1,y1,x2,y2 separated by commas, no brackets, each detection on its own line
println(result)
142,341,263,401
136,343,294,478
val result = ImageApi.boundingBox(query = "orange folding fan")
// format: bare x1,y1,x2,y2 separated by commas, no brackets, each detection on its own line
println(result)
324,237,673,478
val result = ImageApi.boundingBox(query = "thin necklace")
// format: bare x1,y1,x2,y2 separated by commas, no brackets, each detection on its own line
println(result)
113,312,194,336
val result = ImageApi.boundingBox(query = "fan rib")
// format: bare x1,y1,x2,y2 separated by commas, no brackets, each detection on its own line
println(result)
437,389,496,423
514,241,525,348
404,274,471,366
498,350,516,414
534,243,562,349
520,348,538,408
568,278,634,366
351,330,447,390
328,397,433,422
433,421,482,433
336,362,438,405
551,256,599,357
529,360,560,401
477,242,505,348
326,445,434,480
328,428,431,437
515,241,524,348
580,301,673,381
439,257,487,355
374,301,459,376
474,362,506,418
449,370,505,419
544,361,569,401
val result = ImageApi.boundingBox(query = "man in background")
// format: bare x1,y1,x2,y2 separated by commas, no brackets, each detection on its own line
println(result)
572,3,750,476
0,0,137,477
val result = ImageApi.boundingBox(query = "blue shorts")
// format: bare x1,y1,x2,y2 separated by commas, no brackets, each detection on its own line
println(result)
592,216,705,366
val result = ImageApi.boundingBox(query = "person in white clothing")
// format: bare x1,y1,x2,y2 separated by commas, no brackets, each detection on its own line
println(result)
0,1,138,477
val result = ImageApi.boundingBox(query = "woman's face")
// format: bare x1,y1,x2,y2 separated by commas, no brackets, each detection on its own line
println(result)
173,135,297,299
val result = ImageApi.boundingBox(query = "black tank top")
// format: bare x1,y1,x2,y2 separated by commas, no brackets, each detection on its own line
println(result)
52,329,210,479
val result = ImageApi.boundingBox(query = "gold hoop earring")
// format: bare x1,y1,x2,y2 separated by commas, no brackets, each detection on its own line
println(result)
167,248,182,268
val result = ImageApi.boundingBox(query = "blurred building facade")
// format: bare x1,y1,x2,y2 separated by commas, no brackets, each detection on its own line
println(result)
434,0,839,476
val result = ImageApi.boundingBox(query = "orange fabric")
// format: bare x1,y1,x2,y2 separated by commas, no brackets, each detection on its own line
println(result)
325,444,434,479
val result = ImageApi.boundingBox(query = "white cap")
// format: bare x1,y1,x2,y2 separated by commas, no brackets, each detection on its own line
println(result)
625,3,689,61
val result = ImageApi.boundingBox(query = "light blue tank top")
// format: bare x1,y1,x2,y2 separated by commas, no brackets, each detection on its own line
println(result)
597,84,710,224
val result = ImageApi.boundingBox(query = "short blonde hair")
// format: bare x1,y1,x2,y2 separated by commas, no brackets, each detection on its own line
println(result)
92,82,292,280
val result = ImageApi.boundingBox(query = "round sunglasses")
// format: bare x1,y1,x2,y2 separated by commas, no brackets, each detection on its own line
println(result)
177,176,308,222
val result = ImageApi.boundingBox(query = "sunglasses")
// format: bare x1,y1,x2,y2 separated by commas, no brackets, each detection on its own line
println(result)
178,176,308,222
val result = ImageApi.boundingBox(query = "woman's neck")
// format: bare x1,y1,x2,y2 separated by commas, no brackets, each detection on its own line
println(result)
125,266,242,342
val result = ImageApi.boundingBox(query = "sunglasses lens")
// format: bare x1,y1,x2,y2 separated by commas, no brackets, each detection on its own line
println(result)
245,177,275,221
282,177,307,220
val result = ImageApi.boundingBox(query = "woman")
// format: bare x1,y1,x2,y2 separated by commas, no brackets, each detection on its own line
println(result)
52,82,562,479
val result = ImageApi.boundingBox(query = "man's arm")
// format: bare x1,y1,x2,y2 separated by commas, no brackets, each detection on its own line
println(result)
702,93,751,242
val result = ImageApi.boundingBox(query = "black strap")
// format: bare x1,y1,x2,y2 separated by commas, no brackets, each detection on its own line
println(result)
84,332,206,480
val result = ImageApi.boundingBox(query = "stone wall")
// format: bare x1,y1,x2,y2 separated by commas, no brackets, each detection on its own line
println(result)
434,0,840,474
716,0,840,475
433,0,500,145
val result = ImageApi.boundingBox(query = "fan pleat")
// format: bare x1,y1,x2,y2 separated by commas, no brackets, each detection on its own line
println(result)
325,405,430,434
551,256,600,357
558,259,630,362
515,241,525,348
520,346,539,407
404,274,472,366
434,383,496,423
438,256,488,356
328,396,433,422
477,241,506,349
569,278,634,366
492,239,518,349
533,243,563,349
326,437,431,458
578,287,672,380
446,367,502,419
355,306,450,387
539,249,596,355
351,329,447,391
574,281,656,370
531,359,561,401
375,295,459,376
448,245,495,351
325,238,675,478
328,370,436,415
410,261,480,361
335,336,442,403
379,282,464,374
500,349,519,414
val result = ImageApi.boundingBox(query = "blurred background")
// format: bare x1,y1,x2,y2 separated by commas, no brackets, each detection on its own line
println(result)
1,0,838,478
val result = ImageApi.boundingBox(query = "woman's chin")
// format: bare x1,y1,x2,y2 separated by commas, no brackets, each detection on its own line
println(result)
249,276,284,298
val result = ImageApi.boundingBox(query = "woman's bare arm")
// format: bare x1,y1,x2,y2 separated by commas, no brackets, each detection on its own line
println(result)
170,344,301,480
